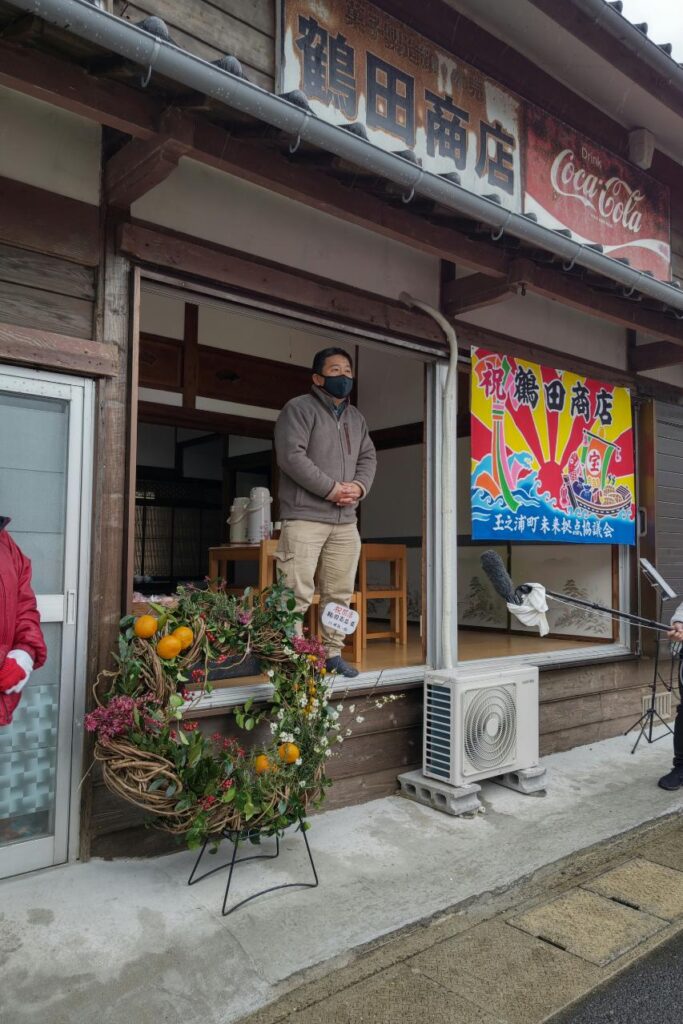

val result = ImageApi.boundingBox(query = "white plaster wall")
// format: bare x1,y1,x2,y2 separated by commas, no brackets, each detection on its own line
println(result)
356,345,424,430
133,158,440,303
0,85,101,205
362,446,422,539
460,291,627,371
140,289,186,340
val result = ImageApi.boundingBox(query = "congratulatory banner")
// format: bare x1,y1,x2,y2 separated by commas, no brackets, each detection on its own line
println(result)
470,348,635,545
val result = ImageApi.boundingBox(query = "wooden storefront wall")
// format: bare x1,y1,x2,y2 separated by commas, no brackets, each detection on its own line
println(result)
1,2,683,857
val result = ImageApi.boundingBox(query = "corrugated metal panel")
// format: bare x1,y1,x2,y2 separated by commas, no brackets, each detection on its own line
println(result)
656,403,683,598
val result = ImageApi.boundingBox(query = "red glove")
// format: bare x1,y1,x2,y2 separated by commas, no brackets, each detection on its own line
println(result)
0,659,24,693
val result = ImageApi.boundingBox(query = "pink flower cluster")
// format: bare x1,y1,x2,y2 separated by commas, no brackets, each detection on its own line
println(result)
291,633,326,671
85,696,136,742
237,610,253,626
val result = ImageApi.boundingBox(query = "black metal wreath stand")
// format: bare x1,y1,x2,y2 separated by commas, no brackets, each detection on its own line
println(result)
187,819,319,915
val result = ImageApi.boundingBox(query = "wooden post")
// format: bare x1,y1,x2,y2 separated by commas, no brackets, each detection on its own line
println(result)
182,301,199,409
80,208,132,861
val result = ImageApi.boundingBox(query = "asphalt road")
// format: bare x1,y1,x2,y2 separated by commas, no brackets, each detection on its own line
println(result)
552,930,683,1023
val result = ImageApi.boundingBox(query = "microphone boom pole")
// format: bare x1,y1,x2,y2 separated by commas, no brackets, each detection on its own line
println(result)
480,550,671,634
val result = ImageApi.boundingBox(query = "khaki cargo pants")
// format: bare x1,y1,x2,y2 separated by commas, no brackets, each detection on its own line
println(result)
276,520,362,658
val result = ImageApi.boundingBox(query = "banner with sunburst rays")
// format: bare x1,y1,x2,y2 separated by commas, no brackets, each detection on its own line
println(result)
470,348,635,545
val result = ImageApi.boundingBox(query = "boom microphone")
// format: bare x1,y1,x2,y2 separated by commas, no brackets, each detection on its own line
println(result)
480,550,519,604
479,550,672,634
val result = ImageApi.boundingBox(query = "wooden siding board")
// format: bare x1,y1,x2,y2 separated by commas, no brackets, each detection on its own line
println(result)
0,176,100,266
0,279,93,338
114,1,274,87
0,242,96,301
207,0,274,37
0,321,118,377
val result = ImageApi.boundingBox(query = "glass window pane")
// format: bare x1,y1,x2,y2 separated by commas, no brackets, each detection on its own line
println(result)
0,624,62,848
0,391,68,593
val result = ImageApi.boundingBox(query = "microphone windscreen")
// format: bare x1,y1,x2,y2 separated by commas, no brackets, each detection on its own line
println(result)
480,550,519,604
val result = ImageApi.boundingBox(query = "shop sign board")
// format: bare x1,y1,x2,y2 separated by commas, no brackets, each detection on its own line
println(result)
278,0,524,210
279,0,671,280
470,347,636,545
525,110,671,280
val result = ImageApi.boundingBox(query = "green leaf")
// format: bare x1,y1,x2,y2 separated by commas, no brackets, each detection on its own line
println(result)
278,800,288,815
220,787,236,803
287,598,296,611
244,698,253,712
169,694,183,709
175,796,193,812
148,777,166,793
165,783,177,798
177,728,190,746
245,717,255,731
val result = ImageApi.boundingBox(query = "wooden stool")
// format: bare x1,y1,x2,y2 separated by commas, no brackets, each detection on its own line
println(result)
208,544,269,594
359,543,408,646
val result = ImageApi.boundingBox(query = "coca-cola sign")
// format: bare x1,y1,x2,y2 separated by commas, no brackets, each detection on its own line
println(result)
525,109,670,280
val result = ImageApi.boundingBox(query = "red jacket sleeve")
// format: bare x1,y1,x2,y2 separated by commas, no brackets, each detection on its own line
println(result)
10,538,47,670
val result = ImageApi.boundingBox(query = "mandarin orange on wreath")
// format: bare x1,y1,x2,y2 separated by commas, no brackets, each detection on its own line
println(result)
278,742,300,764
133,614,158,639
172,626,194,650
156,634,182,660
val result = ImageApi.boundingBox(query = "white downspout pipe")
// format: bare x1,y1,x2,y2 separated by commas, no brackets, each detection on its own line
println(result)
399,293,457,671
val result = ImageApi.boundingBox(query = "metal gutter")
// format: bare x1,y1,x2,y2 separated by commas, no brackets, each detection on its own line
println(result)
11,0,683,313
567,0,683,91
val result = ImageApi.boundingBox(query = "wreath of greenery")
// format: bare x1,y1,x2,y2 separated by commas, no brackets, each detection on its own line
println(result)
86,581,343,849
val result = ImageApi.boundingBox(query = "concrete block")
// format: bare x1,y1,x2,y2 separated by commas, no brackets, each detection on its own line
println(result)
398,769,482,816
493,765,548,795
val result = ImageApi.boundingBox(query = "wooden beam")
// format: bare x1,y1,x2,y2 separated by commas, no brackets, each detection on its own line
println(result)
138,401,275,439
192,122,510,279
118,223,448,348
182,302,199,409
506,258,683,346
105,110,194,208
0,41,507,278
629,341,683,372
0,40,159,137
371,422,424,450
0,320,117,376
443,273,517,314
0,175,100,266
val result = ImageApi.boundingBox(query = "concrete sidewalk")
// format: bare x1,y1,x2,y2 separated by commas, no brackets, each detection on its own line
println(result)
1,728,682,1024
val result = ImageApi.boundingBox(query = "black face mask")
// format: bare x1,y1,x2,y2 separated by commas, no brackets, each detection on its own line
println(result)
321,375,354,399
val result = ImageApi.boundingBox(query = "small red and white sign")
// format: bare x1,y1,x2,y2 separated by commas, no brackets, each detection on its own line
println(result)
321,602,360,636
525,109,671,280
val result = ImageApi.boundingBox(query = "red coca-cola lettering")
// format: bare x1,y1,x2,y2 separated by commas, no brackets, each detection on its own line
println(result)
550,149,644,234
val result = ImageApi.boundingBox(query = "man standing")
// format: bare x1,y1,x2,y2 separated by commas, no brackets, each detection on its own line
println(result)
275,348,376,678
0,516,47,727
663,610,683,789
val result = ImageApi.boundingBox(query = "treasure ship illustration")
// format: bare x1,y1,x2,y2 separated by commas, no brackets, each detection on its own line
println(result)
563,430,631,518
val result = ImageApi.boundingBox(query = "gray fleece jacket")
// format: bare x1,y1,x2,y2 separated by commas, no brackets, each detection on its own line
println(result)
274,387,377,524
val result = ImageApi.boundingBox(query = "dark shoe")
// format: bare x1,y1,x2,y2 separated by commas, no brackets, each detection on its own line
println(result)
657,767,683,791
325,656,359,679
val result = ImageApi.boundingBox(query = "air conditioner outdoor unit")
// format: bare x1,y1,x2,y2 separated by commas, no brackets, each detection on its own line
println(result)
423,666,539,787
